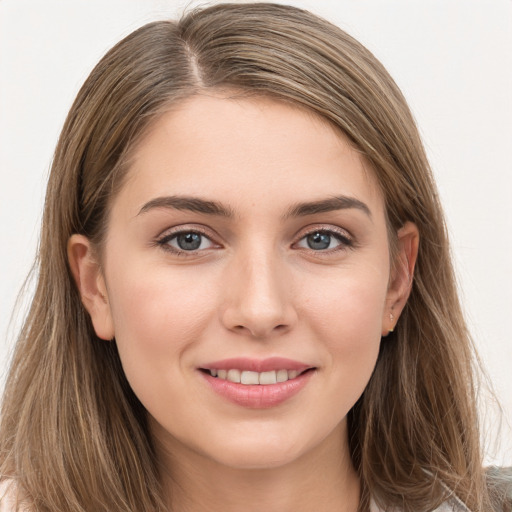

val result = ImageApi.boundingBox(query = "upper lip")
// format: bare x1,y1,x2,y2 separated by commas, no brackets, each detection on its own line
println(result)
200,357,314,373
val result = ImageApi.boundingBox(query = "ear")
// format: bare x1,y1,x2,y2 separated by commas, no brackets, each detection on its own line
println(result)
67,234,114,341
382,222,419,336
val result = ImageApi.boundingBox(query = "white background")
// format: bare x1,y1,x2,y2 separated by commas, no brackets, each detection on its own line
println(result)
1,0,511,465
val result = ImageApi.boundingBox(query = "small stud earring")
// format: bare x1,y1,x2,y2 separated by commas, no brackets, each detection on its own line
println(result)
389,313,395,333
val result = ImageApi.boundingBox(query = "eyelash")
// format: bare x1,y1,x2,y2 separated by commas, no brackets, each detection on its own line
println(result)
155,227,217,256
155,226,354,256
293,227,354,253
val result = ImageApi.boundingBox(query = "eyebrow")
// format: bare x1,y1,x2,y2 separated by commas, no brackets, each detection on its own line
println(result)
137,194,371,219
285,196,372,219
138,195,234,217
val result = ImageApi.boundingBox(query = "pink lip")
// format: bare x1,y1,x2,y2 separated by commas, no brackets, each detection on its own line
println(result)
201,357,311,373
198,357,316,409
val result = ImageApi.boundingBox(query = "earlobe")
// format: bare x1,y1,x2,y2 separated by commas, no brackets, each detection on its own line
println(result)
67,234,114,341
382,222,419,335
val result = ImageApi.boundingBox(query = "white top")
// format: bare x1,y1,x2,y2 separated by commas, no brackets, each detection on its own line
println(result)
1,479,469,512
370,496,470,512
0,480,29,512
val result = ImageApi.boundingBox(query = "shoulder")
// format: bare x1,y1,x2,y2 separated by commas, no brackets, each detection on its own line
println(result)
0,480,31,512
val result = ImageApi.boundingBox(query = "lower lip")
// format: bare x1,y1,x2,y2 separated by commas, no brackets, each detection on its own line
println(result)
200,370,314,409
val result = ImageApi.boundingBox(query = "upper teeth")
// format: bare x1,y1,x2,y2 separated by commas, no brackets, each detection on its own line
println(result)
209,369,300,385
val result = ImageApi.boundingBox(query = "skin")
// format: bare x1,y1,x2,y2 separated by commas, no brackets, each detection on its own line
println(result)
69,93,418,512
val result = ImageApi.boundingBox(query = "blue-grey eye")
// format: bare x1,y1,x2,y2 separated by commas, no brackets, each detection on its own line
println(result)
176,232,202,250
296,230,347,251
164,231,214,251
307,232,331,250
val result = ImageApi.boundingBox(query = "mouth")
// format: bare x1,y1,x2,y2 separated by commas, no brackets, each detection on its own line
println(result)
198,357,316,408
199,367,314,385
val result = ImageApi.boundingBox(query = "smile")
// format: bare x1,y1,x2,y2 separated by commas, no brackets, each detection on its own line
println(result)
207,368,302,385
199,358,316,408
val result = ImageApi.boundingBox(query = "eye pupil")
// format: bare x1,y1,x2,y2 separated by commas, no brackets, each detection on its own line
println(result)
307,232,331,250
177,232,202,250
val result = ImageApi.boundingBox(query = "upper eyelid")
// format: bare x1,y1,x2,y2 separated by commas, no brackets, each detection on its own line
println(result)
155,226,221,255
292,226,356,254
159,230,213,244
154,224,354,249
157,225,351,236
157,224,218,241
294,224,353,241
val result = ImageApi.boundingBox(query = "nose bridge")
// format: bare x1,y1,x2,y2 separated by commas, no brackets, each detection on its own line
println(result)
221,242,295,338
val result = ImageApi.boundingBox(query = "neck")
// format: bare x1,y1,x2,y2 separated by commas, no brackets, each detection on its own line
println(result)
153,421,361,512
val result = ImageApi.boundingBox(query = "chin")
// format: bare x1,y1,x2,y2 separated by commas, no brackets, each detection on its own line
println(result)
212,448,303,470
202,431,316,470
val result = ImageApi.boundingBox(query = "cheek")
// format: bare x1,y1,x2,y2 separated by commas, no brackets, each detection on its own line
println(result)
105,263,218,386
109,255,217,329
300,266,388,390
302,265,388,338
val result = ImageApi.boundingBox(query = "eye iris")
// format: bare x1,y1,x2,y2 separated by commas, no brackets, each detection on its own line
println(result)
177,232,202,250
307,232,331,250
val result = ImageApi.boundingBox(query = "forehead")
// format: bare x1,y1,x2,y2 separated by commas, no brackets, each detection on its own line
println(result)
116,93,384,218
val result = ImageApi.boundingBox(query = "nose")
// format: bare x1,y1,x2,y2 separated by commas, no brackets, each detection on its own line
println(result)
220,249,297,339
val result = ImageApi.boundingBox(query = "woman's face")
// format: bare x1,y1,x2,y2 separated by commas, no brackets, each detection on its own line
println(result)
71,94,415,470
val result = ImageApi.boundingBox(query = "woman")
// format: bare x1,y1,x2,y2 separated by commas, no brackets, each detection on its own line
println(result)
0,3,510,511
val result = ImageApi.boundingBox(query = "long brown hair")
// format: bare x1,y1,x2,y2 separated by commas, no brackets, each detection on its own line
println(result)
0,3,508,511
